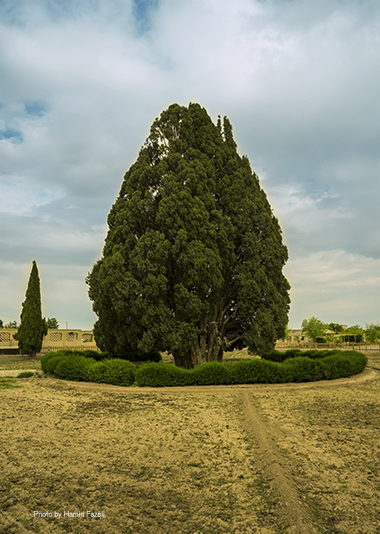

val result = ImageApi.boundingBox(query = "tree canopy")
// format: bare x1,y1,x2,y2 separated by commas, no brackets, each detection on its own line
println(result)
328,322,344,333
364,323,380,343
46,317,59,329
14,261,47,358
87,103,290,368
301,316,329,342
2,320,19,329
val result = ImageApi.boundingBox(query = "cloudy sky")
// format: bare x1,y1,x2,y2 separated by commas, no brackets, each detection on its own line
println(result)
1,0,379,331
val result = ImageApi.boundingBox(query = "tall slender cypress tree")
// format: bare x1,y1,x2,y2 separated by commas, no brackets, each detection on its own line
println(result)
87,103,290,368
15,261,47,358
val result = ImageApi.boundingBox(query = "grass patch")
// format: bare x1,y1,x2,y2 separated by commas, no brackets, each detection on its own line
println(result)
0,378,22,389
0,357,42,371
17,371,37,378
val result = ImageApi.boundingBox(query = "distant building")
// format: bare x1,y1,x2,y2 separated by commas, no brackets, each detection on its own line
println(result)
275,325,363,347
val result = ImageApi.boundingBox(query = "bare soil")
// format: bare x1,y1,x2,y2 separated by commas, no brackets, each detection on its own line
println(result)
0,353,379,534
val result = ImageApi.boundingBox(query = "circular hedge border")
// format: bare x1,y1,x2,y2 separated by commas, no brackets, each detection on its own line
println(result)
40,349,368,387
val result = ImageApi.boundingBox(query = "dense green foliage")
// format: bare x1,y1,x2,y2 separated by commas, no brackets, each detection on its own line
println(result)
41,348,161,366
328,323,345,333
262,348,342,362
41,351,136,385
301,316,329,342
109,349,162,362
87,103,290,368
41,350,366,387
54,356,96,381
135,351,367,386
45,317,59,329
40,349,160,377
14,261,47,358
365,323,380,343
87,359,136,386
340,325,364,343
17,371,36,378
1,320,19,328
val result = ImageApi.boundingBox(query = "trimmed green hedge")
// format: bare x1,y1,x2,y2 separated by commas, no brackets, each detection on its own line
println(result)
135,351,367,386
262,349,342,362
87,359,136,386
41,348,161,371
115,350,162,363
41,350,367,387
135,351,367,387
41,351,95,381
54,356,96,381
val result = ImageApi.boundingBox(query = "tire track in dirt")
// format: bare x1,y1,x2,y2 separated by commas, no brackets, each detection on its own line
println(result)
240,390,318,534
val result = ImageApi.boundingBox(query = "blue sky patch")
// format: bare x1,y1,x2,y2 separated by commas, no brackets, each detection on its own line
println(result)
132,0,158,34
0,128,24,144
25,101,47,117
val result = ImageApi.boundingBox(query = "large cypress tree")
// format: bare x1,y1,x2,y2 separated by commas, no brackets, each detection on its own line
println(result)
15,261,47,358
87,103,290,368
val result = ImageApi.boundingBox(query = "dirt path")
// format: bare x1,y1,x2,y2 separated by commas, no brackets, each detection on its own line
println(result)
240,390,317,534
1,367,379,533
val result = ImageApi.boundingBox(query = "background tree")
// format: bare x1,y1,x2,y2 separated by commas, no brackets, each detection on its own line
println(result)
4,321,19,328
14,261,47,358
341,325,364,343
87,103,290,368
364,323,380,343
301,316,328,342
46,317,59,329
328,322,344,333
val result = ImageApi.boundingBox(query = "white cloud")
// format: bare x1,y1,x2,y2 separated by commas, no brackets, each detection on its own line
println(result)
285,250,380,327
1,176,64,215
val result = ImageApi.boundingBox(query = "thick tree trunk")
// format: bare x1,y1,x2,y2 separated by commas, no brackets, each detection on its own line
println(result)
173,283,239,369
173,319,225,369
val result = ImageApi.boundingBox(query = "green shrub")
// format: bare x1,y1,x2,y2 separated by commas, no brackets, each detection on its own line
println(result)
135,351,367,387
262,349,302,362
114,350,162,363
44,355,67,375
302,349,341,359
54,356,96,381
283,357,327,382
17,371,35,378
41,349,367,388
87,359,136,386
228,359,293,384
263,348,342,363
322,351,367,380
41,351,61,373
135,362,192,387
80,349,105,361
41,349,103,371
78,349,162,363
192,362,232,385
41,350,86,372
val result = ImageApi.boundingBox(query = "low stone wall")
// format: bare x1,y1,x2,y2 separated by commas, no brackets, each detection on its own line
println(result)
0,329,100,353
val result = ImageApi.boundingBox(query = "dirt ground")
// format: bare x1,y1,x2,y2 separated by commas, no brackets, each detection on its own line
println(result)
0,353,379,534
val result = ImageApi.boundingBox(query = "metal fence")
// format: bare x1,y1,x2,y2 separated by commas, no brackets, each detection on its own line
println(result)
275,342,380,352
